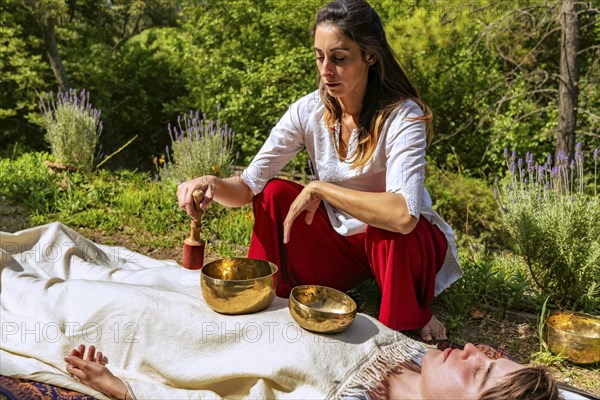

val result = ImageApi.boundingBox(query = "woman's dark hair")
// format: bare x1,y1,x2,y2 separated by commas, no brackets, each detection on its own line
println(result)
313,0,433,168
479,366,561,400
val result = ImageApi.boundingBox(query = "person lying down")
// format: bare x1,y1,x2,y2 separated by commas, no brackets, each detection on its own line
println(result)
1,222,561,400
64,341,559,400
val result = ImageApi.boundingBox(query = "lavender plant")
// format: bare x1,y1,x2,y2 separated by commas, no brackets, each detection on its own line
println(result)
158,110,235,182
39,89,102,172
495,145,600,313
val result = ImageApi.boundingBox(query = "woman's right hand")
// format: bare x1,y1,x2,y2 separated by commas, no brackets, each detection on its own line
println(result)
177,175,218,220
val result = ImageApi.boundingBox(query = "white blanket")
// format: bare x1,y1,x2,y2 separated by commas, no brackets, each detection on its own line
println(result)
0,222,428,399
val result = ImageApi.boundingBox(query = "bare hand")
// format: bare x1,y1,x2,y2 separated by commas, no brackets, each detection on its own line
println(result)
177,176,217,220
64,344,129,399
283,182,322,244
64,345,109,387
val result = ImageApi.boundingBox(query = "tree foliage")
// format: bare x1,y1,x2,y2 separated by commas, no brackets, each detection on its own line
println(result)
173,0,321,168
386,0,598,176
0,1,53,151
1,0,598,177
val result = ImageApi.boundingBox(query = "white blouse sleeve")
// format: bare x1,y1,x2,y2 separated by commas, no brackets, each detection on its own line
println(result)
384,101,427,218
241,100,306,194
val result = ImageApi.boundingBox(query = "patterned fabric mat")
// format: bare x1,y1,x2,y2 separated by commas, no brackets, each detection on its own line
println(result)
0,375,94,400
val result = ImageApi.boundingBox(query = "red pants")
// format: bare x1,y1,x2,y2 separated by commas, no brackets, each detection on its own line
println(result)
248,179,447,331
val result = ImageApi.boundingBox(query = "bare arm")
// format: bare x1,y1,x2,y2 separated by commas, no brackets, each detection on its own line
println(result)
65,345,130,400
283,180,418,244
177,175,254,220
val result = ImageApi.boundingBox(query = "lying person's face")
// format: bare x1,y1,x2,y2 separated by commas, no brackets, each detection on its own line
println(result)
420,343,523,399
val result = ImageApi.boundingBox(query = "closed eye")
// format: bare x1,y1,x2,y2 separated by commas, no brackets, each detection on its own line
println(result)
478,363,495,391
315,56,345,63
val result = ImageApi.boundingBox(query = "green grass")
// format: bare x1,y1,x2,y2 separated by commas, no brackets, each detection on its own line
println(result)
434,236,542,335
1,152,189,249
208,205,254,245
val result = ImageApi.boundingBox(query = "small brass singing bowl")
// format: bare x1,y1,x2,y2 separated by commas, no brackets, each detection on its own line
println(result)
544,311,600,364
289,285,357,334
200,258,278,315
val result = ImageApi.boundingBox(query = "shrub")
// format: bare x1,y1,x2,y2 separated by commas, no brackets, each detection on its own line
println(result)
426,164,507,248
38,89,103,172
158,110,235,182
495,145,600,313
0,152,59,212
439,245,535,320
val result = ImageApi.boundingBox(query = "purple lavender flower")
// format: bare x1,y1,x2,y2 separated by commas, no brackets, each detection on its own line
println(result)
526,152,533,165
557,150,568,166
594,148,598,161
538,165,545,181
527,154,535,174
575,142,583,164
504,147,509,160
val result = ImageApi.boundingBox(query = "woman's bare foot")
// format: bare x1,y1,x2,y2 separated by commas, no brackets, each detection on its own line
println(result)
64,344,129,400
417,314,447,342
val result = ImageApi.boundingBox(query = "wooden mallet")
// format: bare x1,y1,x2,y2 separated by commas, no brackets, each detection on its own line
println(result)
182,190,205,269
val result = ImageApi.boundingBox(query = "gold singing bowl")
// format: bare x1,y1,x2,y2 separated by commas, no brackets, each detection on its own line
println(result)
289,285,357,334
544,311,600,364
200,258,278,315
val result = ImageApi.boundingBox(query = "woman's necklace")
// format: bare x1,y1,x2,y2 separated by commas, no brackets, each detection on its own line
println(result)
331,121,353,161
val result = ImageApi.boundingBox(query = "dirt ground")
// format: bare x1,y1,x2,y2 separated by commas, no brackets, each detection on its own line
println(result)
1,206,598,397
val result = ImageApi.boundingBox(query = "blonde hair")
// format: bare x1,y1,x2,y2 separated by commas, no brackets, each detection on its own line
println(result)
479,366,561,400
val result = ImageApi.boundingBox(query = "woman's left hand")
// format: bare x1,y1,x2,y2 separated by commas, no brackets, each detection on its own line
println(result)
283,182,322,244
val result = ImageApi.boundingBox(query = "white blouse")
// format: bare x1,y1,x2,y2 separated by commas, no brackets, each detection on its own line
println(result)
242,91,461,295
